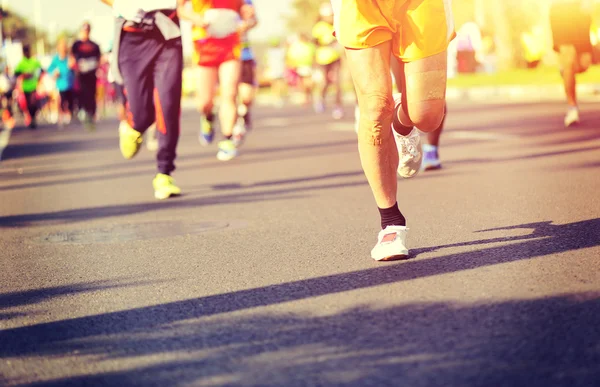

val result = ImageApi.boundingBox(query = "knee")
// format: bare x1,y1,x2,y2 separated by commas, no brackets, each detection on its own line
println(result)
578,53,592,73
407,101,445,132
357,92,394,145
220,88,238,105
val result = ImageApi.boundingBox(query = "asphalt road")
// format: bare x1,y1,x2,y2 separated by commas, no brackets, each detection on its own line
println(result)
1,99,599,387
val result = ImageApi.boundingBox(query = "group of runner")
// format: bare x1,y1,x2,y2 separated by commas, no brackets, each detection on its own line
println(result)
7,0,591,262
0,22,102,131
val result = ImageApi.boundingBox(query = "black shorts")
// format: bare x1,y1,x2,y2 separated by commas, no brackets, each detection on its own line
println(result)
240,60,256,86
550,1,593,54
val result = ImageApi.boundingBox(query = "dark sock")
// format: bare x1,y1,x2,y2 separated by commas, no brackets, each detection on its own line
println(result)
206,112,215,122
378,202,406,229
243,109,251,128
392,104,413,136
224,135,232,140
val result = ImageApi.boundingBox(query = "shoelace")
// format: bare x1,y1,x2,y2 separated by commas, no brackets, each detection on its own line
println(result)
400,135,419,159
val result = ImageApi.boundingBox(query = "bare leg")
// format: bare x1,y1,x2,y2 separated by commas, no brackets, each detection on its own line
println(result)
558,45,578,107
197,66,218,116
217,59,241,137
391,54,446,145
345,41,397,209
397,51,447,133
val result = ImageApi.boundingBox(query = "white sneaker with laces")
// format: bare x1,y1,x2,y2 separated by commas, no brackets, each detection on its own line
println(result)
564,107,580,127
394,128,422,178
371,225,409,261
392,94,422,178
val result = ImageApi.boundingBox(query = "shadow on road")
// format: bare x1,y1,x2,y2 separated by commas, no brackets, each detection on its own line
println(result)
1,218,599,386
9,294,600,387
0,137,117,161
447,144,600,166
0,279,165,311
0,138,359,192
0,175,372,227
0,166,455,228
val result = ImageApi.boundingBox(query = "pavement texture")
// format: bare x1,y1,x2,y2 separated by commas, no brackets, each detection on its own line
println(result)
0,100,600,387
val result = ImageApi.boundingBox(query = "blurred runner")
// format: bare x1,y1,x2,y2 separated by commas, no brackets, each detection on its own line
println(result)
521,26,546,69
333,0,454,261
103,0,183,200
48,38,76,128
189,0,255,161
14,45,42,129
235,0,258,144
312,2,343,119
550,0,594,127
48,38,75,126
0,66,16,130
286,33,316,106
71,22,101,130
37,67,59,125
265,37,287,107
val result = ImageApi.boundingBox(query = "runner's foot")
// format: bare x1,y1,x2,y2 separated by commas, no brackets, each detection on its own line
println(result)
216,139,238,161
332,106,344,120
119,120,143,159
393,94,422,178
371,225,409,261
564,106,580,127
421,144,442,171
153,173,181,200
199,115,215,146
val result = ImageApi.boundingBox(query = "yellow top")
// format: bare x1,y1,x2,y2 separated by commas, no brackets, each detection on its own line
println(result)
312,21,341,65
287,40,316,68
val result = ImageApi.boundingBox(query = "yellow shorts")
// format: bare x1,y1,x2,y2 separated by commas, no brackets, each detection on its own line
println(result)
331,0,455,62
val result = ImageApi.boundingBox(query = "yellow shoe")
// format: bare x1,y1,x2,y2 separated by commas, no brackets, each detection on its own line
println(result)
119,121,143,159
152,173,181,200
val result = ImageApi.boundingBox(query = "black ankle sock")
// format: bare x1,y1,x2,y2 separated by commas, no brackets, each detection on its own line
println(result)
392,104,413,136
243,111,251,127
378,202,406,229
206,112,215,122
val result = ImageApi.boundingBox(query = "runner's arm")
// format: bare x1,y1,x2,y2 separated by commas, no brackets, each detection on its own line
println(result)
238,2,257,33
176,0,207,27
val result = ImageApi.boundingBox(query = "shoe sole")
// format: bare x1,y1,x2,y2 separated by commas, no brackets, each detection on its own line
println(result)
154,191,181,200
217,153,237,161
372,252,409,262
423,164,442,172
121,145,142,160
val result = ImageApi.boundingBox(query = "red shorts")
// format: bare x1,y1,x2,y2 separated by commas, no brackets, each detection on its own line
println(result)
194,34,241,67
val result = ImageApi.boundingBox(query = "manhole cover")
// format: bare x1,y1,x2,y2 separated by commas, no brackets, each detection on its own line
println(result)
35,221,233,244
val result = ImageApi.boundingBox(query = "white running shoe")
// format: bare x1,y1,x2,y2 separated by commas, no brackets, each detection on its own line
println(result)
332,106,344,120
392,94,422,178
371,226,409,261
394,128,422,179
564,107,580,127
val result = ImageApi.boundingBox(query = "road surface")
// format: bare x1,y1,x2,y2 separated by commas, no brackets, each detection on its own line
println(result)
1,100,599,386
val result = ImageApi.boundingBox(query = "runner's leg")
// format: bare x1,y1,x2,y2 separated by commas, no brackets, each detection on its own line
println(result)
395,51,447,134
197,66,218,119
345,41,397,210
218,59,241,138
153,36,183,176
